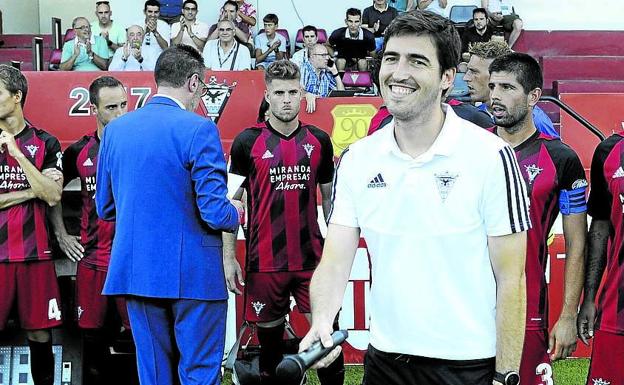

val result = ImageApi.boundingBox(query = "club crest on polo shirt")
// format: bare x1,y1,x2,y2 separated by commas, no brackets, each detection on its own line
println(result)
25,145,39,157
525,164,542,184
251,301,265,316
592,378,611,385
434,171,459,202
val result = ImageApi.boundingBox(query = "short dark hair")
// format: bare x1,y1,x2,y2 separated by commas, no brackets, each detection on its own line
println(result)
257,98,270,123
223,0,239,11
144,0,160,11
384,11,461,75
0,65,28,108
183,0,198,9
263,13,279,24
302,25,318,36
155,45,205,88
264,60,300,86
489,52,543,93
346,8,361,18
89,76,124,106
473,7,487,17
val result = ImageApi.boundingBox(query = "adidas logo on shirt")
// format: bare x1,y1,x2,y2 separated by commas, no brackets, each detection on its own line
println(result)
613,166,624,179
367,173,387,188
83,158,94,167
261,150,274,159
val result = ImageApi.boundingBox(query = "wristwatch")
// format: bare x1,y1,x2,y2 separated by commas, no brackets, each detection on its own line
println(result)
494,371,520,385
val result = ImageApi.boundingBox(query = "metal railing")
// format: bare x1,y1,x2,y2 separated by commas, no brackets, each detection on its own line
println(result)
540,95,606,141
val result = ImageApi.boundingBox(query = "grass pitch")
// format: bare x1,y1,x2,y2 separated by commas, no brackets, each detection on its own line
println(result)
222,358,590,384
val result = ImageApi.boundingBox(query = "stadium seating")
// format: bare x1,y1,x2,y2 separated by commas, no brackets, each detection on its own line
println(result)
514,31,624,58
449,5,476,24
294,28,328,51
553,80,624,95
342,70,373,92
541,55,624,94
48,28,75,70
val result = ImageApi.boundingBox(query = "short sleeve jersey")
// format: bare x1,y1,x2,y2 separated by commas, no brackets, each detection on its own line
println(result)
63,133,115,271
499,129,587,330
229,122,334,273
587,133,624,334
0,125,62,262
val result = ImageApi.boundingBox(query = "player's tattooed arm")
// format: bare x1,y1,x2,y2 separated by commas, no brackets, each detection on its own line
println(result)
320,182,332,222
223,187,245,295
577,219,610,345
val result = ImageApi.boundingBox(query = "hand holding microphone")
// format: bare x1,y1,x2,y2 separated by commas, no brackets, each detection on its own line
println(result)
276,329,348,384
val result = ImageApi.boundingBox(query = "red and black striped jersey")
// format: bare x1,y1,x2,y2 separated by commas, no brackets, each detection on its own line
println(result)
229,121,334,272
63,133,114,271
587,132,624,334
504,129,587,330
0,125,62,262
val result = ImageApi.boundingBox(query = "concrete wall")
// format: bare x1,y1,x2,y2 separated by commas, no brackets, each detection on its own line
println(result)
2,0,40,34
1,0,622,36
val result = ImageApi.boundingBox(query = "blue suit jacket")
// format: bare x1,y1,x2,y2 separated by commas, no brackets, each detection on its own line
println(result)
95,96,239,300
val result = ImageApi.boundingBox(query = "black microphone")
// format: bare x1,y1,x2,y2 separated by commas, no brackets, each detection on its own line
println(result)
276,330,348,384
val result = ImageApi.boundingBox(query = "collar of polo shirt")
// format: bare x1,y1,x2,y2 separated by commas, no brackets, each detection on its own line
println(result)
378,103,461,159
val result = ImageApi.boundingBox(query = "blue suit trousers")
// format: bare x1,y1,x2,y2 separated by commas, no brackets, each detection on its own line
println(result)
126,297,227,385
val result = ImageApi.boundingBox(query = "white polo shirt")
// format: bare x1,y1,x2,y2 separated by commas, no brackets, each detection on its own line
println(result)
329,105,530,359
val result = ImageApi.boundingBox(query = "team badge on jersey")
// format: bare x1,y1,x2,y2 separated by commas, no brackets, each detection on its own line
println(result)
198,76,237,124
25,144,39,157
525,164,543,184
591,378,611,385
434,171,458,202
303,143,314,158
251,301,266,316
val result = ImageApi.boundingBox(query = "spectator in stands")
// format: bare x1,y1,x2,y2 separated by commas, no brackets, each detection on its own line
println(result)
60,17,109,71
461,8,493,54
328,8,376,73
109,25,157,71
254,14,287,70
171,0,209,52
235,0,257,30
389,0,414,13
90,1,125,57
136,0,170,57
291,25,317,70
301,44,345,113
463,41,559,137
203,19,251,70
158,0,183,24
207,1,251,46
362,0,399,51
482,0,523,47
416,0,447,17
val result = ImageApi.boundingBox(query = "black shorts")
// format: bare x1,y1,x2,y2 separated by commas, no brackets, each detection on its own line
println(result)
362,345,495,385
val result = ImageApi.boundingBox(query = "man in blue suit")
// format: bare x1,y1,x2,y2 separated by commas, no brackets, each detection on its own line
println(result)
95,44,242,385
